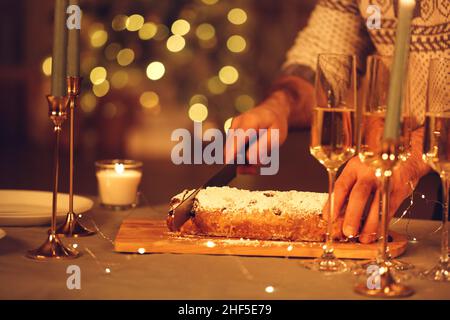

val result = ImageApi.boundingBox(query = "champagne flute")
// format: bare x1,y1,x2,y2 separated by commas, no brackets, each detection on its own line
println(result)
309,53,357,273
355,55,415,297
357,55,414,271
421,57,450,281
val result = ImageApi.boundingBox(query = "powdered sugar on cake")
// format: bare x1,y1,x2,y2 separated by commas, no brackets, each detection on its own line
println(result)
171,187,327,217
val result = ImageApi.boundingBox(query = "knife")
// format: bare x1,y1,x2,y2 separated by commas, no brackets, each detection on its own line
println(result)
167,163,237,231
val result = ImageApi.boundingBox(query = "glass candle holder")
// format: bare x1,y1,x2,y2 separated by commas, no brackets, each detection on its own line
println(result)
95,159,143,210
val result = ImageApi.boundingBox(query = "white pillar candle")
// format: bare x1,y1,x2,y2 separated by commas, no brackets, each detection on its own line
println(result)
96,162,142,207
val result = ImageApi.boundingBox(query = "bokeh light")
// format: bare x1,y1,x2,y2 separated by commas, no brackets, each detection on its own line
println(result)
207,76,227,94
166,35,186,52
154,24,170,40
228,8,247,25
105,43,121,61
171,19,190,36
224,117,233,133
138,22,157,40
218,66,239,85
190,94,208,106
199,37,217,49
146,61,165,80
112,15,128,31
188,103,208,122
128,68,144,86
103,102,117,118
90,66,107,85
111,70,129,89
195,23,215,41
93,80,110,97
235,94,255,112
139,91,159,109
42,56,52,76
116,48,135,66
80,92,97,113
227,35,246,53
126,14,144,32
201,0,219,5
90,29,108,48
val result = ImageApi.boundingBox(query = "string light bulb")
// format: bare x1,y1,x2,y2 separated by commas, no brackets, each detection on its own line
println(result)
205,240,216,248
265,286,275,293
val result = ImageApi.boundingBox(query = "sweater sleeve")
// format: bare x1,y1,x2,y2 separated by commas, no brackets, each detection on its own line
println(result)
282,0,374,84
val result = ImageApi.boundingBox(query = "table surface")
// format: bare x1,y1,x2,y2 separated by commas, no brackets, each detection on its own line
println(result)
0,203,449,300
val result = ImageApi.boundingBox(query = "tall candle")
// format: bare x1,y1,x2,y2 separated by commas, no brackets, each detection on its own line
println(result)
383,0,416,140
51,0,68,97
67,0,80,77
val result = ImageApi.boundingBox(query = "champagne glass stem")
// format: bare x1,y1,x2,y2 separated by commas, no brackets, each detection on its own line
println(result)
325,168,337,255
378,172,391,263
440,174,449,265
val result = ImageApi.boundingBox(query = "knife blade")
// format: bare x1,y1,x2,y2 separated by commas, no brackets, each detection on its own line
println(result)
167,164,237,231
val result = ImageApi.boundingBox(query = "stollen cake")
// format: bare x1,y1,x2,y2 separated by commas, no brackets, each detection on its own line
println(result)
168,187,343,242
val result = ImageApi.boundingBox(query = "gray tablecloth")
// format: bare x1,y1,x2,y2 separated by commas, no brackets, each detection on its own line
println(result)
0,204,449,300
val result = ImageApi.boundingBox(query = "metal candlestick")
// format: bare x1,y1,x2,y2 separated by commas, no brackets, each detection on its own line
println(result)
354,140,414,298
27,95,80,260
56,77,96,237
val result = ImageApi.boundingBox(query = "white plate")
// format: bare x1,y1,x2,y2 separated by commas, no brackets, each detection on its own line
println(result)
0,228,5,240
0,190,94,226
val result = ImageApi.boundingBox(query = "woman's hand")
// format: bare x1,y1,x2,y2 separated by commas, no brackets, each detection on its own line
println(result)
325,128,431,243
225,90,290,174
224,75,315,174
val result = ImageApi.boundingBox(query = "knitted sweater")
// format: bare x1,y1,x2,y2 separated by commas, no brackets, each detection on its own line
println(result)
283,0,449,122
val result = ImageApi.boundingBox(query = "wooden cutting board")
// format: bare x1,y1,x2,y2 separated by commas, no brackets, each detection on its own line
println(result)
114,217,408,259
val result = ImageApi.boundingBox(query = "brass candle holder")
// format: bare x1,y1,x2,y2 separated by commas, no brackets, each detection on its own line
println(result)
354,140,414,298
56,77,96,237
26,95,80,260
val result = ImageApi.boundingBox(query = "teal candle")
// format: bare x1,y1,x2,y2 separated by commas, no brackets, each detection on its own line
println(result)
383,0,415,140
51,0,68,97
67,0,80,77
